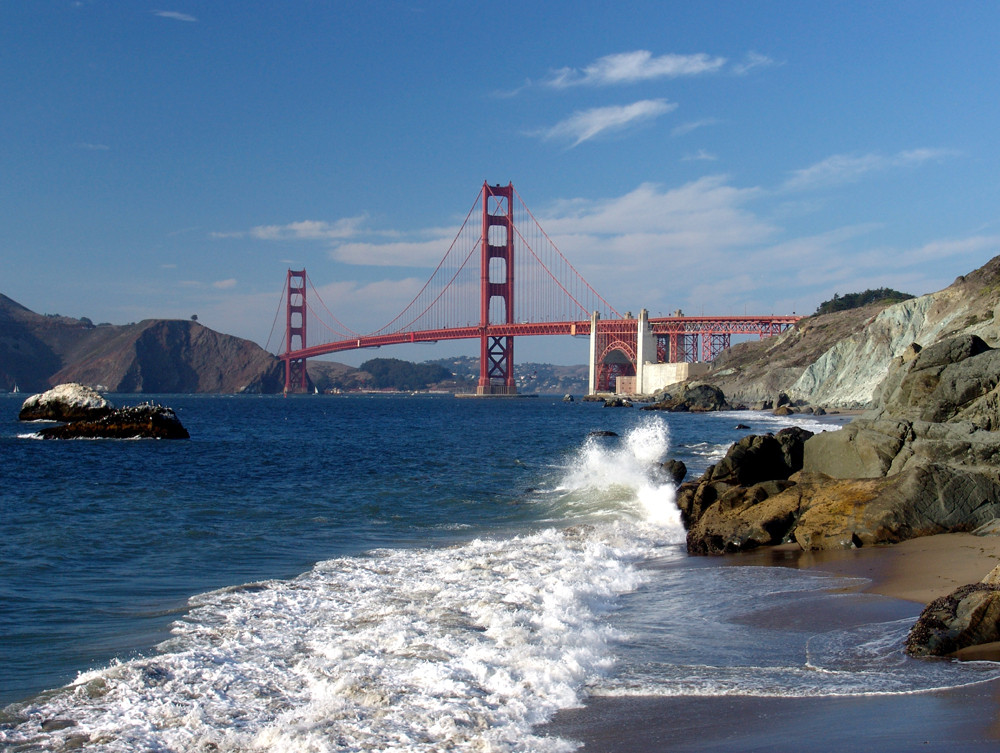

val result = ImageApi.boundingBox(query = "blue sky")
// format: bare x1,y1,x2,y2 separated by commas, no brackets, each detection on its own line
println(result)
4,1,1000,365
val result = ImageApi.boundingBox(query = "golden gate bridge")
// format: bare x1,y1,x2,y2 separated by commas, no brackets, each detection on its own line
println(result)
273,181,799,395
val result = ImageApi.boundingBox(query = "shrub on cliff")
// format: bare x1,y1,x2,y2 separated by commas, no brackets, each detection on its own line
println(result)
814,288,914,315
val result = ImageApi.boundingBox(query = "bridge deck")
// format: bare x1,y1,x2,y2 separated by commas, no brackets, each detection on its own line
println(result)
284,315,800,361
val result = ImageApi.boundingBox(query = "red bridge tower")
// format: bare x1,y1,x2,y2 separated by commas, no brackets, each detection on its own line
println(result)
478,182,516,395
284,269,308,393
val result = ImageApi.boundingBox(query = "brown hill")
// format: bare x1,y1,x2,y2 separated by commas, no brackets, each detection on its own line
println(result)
0,294,285,393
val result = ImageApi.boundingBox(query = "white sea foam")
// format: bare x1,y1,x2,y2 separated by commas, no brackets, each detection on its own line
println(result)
1,419,684,752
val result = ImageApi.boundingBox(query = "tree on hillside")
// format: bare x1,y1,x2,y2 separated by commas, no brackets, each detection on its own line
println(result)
814,288,914,316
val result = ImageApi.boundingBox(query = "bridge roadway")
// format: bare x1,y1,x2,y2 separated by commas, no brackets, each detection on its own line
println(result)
285,315,801,361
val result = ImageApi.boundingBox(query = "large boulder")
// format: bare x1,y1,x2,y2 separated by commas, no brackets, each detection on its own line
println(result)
906,581,1000,658
685,478,800,555
660,459,687,485
677,427,813,551
803,418,913,478
18,383,114,421
36,403,190,440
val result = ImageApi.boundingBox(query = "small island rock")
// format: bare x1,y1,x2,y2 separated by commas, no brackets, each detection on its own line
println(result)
37,403,190,440
19,383,114,422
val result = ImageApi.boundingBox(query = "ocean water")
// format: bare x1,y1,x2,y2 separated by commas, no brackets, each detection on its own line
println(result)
2,394,999,752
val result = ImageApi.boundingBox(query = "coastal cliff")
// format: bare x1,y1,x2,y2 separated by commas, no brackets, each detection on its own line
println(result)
711,255,1000,409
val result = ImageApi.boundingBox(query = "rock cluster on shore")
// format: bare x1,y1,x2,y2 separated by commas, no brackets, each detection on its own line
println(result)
18,383,189,439
676,333,1000,556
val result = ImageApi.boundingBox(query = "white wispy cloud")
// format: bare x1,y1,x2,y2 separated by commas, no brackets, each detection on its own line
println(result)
75,142,110,151
213,278,237,289
682,149,718,162
672,118,721,137
539,177,772,245
546,50,727,88
732,51,778,75
909,234,1000,263
212,215,368,241
784,148,958,190
153,10,197,22
250,217,368,241
538,99,677,147
330,234,462,267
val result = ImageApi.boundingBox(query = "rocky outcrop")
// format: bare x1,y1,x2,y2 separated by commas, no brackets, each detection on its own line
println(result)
603,397,633,408
791,465,1000,549
682,331,1000,553
677,428,813,554
18,383,114,421
36,403,190,439
906,579,1000,658
643,383,731,413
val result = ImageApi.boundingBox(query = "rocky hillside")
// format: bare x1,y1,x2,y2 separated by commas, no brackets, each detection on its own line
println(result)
711,255,1000,408
0,294,284,393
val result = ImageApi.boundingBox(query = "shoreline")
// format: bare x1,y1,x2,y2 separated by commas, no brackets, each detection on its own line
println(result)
542,533,1000,752
732,531,1000,605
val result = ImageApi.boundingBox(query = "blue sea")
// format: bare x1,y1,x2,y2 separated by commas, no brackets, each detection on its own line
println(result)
2,394,999,751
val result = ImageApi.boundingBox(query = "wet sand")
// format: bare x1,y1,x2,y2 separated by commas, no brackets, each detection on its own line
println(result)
542,533,1000,752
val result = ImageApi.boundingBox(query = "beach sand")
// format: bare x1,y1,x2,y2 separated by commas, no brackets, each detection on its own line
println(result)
542,533,1000,752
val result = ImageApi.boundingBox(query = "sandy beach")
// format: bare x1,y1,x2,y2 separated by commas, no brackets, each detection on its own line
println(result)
543,533,1000,752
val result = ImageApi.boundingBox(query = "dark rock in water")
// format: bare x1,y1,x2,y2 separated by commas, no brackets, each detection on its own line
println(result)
37,403,190,440
735,423,751,430
603,397,632,408
588,430,619,438
906,582,1000,657
661,459,687,485
642,383,731,413
40,719,78,732
18,383,114,421
563,394,574,402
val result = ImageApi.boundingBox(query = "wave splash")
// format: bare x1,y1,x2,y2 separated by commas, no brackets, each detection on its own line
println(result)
553,416,683,530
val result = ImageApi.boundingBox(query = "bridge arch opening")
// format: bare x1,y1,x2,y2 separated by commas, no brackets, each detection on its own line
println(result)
596,347,636,393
